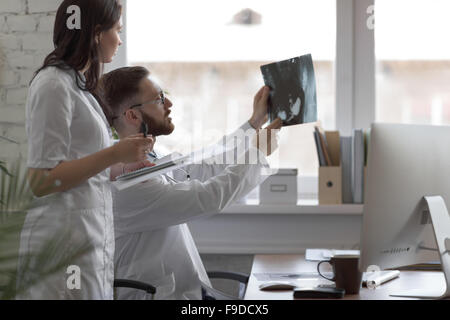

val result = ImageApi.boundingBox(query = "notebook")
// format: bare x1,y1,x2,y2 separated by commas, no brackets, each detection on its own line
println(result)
340,136,353,203
351,129,365,204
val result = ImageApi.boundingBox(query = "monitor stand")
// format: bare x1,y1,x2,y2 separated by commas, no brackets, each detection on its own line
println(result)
390,196,450,299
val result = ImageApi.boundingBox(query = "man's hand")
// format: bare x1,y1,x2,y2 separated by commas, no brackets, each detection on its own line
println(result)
252,118,283,157
249,86,270,129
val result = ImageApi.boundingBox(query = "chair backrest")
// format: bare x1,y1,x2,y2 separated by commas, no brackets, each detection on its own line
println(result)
113,279,156,300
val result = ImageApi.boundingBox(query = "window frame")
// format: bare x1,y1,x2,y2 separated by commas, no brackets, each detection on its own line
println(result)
336,0,375,136
112,0,376,200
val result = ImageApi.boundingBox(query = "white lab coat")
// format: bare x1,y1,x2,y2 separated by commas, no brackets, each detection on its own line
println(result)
16,66,115,300
113,122,269,300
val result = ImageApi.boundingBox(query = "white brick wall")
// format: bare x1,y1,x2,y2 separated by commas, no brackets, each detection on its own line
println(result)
28,0,62,14
0,0,25,14
6,15,37,32
0,0,62,160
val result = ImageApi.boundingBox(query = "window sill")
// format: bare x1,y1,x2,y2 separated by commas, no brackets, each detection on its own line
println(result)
222,199,363,215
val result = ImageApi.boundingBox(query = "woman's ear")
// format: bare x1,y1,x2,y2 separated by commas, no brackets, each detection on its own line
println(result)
95,25,102,44
95,33,102,45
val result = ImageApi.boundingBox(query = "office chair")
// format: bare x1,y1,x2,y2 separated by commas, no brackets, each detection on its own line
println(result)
202,271,249,300
113,271,249,300
113,279,157,300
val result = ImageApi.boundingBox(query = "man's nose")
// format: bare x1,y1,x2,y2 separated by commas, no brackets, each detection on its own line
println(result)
165,97,173,109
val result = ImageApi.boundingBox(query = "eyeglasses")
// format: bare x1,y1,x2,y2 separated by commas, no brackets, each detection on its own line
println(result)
126,91,166,113
111,91,166,124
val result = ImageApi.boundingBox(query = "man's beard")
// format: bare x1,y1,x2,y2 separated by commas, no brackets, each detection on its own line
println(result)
142,111,174,136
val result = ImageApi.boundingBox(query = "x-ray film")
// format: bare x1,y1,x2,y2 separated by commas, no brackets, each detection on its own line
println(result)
260,54,318,127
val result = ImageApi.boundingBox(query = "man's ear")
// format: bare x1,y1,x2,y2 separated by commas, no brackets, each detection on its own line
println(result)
123,109,141,124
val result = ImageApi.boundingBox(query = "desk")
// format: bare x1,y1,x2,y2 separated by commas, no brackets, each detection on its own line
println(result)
244,255,446,300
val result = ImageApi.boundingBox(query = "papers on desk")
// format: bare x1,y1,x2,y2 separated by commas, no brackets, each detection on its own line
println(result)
305,249,360,261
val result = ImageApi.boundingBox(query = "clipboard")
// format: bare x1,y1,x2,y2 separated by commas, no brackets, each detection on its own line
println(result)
113,155,190,191
116,160,179,181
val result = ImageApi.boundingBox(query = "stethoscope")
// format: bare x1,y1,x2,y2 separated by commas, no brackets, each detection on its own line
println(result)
165,168,191,183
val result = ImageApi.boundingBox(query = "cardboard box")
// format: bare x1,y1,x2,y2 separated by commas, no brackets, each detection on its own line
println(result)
260,168,298,205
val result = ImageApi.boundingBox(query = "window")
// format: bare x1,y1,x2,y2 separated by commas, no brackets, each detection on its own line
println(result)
127,0,336,175
375,0,450,125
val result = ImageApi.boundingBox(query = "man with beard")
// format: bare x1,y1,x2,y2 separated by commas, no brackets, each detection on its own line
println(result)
100,66,282,299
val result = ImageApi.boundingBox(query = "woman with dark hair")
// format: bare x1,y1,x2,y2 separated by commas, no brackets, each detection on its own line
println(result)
17,0,154,299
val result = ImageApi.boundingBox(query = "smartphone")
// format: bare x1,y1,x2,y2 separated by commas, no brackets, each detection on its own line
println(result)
293,287,345,299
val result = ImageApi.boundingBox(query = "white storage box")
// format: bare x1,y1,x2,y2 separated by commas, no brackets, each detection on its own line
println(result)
259,168,298,205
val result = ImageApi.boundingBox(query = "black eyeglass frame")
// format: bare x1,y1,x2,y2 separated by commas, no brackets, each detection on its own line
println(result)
126,91,166,115
111,91,166,124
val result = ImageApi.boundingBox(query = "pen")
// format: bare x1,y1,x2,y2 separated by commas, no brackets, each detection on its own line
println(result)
141,122,148,138
365,270,400,289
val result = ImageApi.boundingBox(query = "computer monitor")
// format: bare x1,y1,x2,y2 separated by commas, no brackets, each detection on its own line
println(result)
360,123,450,298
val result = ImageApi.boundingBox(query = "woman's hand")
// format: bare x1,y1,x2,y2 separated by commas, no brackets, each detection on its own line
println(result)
110,160,155,181
249,86,270,129
111,134,155,164
27,134,156,197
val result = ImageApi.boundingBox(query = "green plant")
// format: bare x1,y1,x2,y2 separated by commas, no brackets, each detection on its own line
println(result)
0,160,9,176
0,211,91,300
0,161,32,217
0,155,92,300
0,160,31,299
0,161,10,206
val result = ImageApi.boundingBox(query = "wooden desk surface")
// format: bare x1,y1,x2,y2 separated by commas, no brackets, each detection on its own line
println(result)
245,255,446,300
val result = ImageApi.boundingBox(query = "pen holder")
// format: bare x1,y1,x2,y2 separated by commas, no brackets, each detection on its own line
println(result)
319,166,342,205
